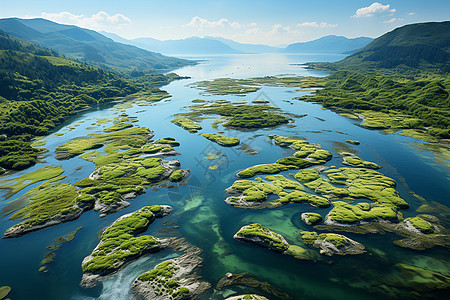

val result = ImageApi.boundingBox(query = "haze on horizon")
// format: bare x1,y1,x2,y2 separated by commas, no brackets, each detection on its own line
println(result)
1,0,449,47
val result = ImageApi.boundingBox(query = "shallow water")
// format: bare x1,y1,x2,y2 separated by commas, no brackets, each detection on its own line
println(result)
0,53,449,300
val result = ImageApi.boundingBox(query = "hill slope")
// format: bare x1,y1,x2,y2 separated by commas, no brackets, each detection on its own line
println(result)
285,35,372,54
0,18,193,73
311,21,450,72
0,30,182,171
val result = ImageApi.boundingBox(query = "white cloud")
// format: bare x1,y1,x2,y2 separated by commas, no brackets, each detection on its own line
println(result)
383,17,397,23
408,12,416,15
297,21,337,28
352,2,396,18
249,22,257,27
184,16,241,30
41,11,131,30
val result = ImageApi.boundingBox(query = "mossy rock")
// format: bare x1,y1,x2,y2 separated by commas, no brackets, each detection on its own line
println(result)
171,118,202,133
301,212,323,225
405,216,434,234
0,286,11,299
200,133,240,147
234,223,289,252
345,140,360,145
294,169,320,183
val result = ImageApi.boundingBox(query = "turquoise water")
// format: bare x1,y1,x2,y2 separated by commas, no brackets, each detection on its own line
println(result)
0,53,449,299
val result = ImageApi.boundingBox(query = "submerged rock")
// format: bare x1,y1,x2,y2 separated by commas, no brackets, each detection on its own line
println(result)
130,239,210,300
301,231,366,256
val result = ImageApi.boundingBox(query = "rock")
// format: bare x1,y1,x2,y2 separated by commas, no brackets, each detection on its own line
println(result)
226,295,269,300
301,213,323,225
130,239,210,300
234,223,289,252
0,286,11,299
301,231,366,256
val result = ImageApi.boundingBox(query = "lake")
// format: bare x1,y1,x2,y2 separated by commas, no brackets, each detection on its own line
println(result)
0,53,449,300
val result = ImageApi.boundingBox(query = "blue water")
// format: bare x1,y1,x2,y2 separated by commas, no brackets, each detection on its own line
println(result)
0,53,449,299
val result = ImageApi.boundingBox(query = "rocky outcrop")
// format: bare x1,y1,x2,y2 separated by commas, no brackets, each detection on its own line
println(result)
130,238,210,300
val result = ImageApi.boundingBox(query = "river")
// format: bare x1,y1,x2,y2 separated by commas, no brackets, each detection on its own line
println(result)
0,53,449,300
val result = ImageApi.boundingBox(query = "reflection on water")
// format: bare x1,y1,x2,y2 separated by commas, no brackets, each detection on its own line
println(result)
0,53,449,300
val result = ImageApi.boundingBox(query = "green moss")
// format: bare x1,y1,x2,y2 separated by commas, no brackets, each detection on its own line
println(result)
0,165,64,198
103,122,133,132
170,170,185,182
345,140,360,145
277,190,330,208
302,213,323,225
31,140,47,147
304,178,350,197
155,137,180,147
235,223,288,252
294,169,320,183
82,206,163,273
8,178,79,229
171,118,202,133
343,155,382,169
200,133,240,146
406,216,434,234
276,157,314,169
55,127,151,160
0,286,11,299
237,163,292,178
265,175,304,190
326,201,398,224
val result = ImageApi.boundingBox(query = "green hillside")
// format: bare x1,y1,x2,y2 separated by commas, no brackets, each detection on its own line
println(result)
309,21,450,73
0,31,182,171
0,18,194,73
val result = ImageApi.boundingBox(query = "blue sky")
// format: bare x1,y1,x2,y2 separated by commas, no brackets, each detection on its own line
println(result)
1,0,449,46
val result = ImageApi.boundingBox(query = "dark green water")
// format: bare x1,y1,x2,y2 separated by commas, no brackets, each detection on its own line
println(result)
0,53,449,300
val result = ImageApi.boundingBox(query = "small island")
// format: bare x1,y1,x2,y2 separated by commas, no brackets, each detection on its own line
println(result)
200,133,240,146
301,231,366,256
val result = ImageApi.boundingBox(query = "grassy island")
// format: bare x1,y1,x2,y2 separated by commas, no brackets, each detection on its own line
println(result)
301,231,366,256
176,101,291,130
171,118,202,133
192,76,326,95
225,175,330,209
342,153,382,169
200,133,240,147
82,205,170,274
234,223,289,252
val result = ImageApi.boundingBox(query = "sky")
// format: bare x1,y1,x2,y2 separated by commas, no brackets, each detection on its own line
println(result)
1,0,449,46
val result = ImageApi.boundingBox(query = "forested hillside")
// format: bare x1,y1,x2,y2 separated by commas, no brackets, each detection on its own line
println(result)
0,18,194,73
0,31,182,171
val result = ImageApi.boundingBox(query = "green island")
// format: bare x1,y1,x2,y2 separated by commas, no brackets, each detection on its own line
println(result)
200,133,240,146
3,126,184,238
171,118,202,133
81,205,172,286
341,153,382,169
192,76,327,95
0,286,11,299
0,165,64,198
0,30,189,171
176,101,291,129
234,223,320,261
226,295,269,300
345,140,360,145
301,212,323,225
225,175,330,209
300,231,366,256
131,242,211,300
103,122,133,132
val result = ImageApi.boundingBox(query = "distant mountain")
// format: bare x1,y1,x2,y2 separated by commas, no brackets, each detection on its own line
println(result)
101,32,243,55
314,21,450,71
204,36,282,53
284,35,373,54
0,18,193,73
133,36,243,55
